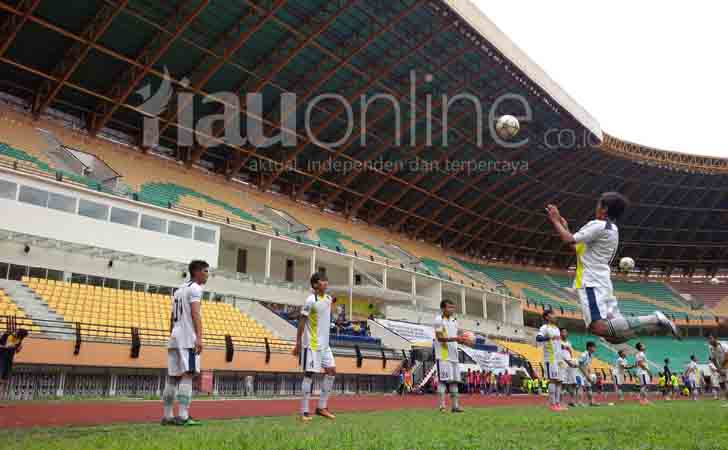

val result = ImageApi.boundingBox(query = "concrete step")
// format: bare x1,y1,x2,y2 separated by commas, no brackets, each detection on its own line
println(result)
0,279,72,338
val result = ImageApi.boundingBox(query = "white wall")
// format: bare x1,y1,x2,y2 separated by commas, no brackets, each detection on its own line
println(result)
0,171,219,266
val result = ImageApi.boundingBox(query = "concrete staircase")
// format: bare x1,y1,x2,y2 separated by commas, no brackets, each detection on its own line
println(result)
0,279,71,338
230,298,297,340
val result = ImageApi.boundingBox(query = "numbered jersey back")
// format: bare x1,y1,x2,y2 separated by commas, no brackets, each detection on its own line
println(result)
168,281,203,349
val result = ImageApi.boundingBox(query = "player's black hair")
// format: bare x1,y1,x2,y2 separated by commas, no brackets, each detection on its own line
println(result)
542,309,554,321
585,341,596,350
618,350,625,357
598,192,628,221
440,299,455,309
188,260,209,277
690,354,697,361
310,271,328,288
664,358,670,364
15,328,28,339
635,342,644,351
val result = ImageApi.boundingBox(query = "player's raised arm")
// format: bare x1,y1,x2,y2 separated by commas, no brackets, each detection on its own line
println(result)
546,204,576,248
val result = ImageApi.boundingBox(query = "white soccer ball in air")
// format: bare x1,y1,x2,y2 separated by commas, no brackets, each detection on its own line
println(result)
495,115,520,140
619,257,635,272
710,277,721,285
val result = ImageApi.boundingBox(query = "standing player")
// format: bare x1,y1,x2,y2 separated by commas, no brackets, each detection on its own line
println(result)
576,342,599,406
684,355,700,401
162,260,208,426
707,334,728,405
613,350,630,401
0,328,28,404
708,358,721,400
663,358,673,400
634,342,652,405
293,272,337,422
559,328,578,407
433,299,467,413
536,310,564,411
546,193,679,344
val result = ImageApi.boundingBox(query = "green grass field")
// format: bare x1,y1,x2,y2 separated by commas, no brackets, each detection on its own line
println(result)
3,401,728,450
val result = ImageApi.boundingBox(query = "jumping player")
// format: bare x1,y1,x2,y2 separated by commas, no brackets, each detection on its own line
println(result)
293,272,337,422
162,260,208,426
547,193,679,344
707,334,728,405
613,350,630,401
536,310,565,411
634,342,652,405
433,299,467,413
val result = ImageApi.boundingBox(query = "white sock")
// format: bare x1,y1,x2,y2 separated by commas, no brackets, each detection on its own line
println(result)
438,383,447,409
162,377,177,419
318,375,335,410
548,383,556,406
301,376,313,415
607,315,660,339
450,384,460,410
176,377,193,420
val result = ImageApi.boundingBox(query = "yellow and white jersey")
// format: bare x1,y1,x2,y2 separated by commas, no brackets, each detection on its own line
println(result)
301,293,333,351
709,342,728,368
433,314,459,362
537,324,562,365
573,219,618,289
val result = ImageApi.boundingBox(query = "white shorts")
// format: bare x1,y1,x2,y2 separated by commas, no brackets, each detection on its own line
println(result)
167,348,201,377
613,373,624,386
577,286,619,326
575,374,590,388
638,372,650,386
300,347,336,373
436,360,461,383
544,361,561,381
562,367,576,385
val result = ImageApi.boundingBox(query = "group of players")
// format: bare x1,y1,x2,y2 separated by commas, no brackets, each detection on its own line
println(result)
158,192,716,424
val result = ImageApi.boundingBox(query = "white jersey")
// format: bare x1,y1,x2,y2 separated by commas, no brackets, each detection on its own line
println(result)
614,357,628,377
709,342,728,369
635,351,648,376
578,352,593,372
300,293,333,351
537,324,561,365
168,281,203,349
561,342,576,381
686,361,698,381
433,314,459,362
573,219,618,289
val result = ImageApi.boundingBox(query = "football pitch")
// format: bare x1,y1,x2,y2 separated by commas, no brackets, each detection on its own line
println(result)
3,400,727,450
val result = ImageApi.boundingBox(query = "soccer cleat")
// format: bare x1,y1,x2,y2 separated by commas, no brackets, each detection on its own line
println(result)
548,405,562,413
315,408,336,420
451,408,465,413
439,406,447,413
160,417,176,426
654,311,680,340
175,417,202,426
556,404,569,411
298,413,313,423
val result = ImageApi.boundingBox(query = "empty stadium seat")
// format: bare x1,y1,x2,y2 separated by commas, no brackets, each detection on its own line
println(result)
0,287,40,334
23,278,290,350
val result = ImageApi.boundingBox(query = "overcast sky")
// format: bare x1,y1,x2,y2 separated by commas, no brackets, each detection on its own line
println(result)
474,1,728,158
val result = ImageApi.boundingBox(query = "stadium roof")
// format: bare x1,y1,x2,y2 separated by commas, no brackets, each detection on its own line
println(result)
0,0,726,274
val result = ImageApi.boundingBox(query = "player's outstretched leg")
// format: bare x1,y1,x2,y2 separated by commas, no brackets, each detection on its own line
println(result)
590,311,679,344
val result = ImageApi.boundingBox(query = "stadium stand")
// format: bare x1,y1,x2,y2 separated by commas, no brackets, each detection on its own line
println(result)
21,277,290,350
668,281,728,312
0,289,39,334
625,336,709,370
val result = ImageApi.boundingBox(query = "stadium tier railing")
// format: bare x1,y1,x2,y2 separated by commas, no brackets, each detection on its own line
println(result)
0,157,490,290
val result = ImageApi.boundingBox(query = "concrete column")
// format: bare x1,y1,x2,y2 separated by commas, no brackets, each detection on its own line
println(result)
310,248,317,275
502,296,507,325
348,258,354,321
56,372,66,397
460,287,467,316
411,274,417,306
382,267,388,289
482,291,488,320
265,239,272,279
109,374,118,396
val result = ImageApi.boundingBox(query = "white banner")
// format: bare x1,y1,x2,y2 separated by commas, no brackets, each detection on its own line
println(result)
461,346,510,372
376,319,434,345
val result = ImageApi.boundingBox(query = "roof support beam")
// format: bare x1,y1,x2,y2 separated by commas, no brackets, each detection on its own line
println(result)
0,0,41,57
259,0,423,192
32,0,128,118
88,0,211,136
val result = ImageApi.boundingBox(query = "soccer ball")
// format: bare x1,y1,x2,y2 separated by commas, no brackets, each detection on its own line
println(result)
495,115,520,140
619,257,635,272
459,331,477,347
710,277,721,285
